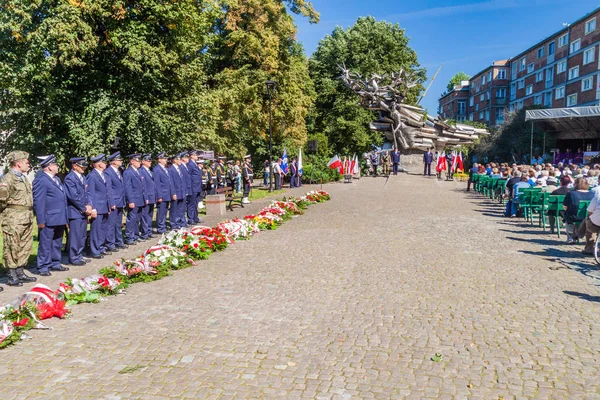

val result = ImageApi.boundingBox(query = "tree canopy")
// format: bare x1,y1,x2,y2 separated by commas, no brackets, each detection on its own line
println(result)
308,17,426,156
446,71,471,93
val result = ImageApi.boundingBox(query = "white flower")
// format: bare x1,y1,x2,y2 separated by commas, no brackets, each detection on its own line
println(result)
172,258,179,266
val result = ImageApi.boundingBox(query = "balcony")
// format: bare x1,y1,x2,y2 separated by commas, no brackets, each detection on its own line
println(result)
495,98,507,105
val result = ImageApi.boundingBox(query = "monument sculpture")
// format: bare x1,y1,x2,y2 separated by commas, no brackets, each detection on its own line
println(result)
339,66,489,153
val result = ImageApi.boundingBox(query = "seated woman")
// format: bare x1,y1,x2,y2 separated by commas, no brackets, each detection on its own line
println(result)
491,167,502,178
563,177,594,244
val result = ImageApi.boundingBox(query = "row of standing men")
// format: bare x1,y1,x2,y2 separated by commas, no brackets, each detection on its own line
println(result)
2,151,254,284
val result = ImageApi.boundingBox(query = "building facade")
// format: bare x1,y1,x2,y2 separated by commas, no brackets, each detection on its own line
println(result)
438,82,469,122
468,60,510,126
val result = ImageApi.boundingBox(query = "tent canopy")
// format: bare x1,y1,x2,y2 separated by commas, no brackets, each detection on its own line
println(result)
525,106,600,135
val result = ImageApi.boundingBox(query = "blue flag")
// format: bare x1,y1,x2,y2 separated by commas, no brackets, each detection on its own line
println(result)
281,148,288,174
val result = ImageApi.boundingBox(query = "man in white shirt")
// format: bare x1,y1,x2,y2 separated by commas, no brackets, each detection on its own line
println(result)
580,192,600,254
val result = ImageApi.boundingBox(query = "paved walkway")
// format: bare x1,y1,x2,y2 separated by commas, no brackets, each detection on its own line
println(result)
1,175,600,399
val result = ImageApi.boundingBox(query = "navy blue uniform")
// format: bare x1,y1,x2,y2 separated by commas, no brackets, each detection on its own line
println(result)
153,164,172,233
391,151,401,175
123,166,147,243
187,160,203,224
33,172,68,273
139,166,156,238
168,164,185,229
64,170,90,264
105,166,125,249
423,151,433,176
87,169,111,257
290,162,298,188
180,163,192,225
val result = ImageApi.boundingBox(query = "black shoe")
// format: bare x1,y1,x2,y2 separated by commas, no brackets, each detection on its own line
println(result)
69,260,86,266
37,271,52,277
83,258,92,263
0,286,3,292
124,241,137,245
16,268,37,283
52,266,69,272
90,254,104,259
117,244,128,249
7,279,23,286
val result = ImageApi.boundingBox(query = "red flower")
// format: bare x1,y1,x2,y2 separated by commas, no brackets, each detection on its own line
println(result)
183,244,189,250
13,318,29,327
193,243,199,249
98,276,110,288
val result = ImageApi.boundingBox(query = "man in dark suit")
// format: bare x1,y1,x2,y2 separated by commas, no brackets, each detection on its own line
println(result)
104,152,126,251
289,157,298,188
179,152,192,226
139,154,157,239
123,154,147,244
423,147,434,177
64,157,92,266
391,148,401,175
187,150,203,224
168,154,185,229
32,155,69,275
153,152,173,233
87,154,111,258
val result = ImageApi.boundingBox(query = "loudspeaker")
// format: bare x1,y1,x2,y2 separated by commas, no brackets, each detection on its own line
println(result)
307,140,318,154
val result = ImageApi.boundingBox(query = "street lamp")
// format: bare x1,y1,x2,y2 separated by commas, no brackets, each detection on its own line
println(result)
265,80,277,192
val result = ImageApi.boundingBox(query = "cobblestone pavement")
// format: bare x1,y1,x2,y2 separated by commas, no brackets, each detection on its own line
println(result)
1,175,600,399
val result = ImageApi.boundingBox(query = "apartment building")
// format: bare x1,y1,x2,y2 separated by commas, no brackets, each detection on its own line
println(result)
467,60,510,126
509,7,600,111
438,82,469,121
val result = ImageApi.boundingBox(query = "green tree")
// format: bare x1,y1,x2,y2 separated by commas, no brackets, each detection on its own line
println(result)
308,17,426,156
446,72,471,93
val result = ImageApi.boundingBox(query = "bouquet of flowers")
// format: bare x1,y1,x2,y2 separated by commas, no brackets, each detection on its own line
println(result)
269,200,303,215
56,275,126,306
144,244,195,270
216,218,260,241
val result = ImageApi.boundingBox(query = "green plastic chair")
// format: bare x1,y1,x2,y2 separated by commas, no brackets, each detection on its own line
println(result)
545,194,566,238
518,188,541,221
572,200,591,235
496,179,508,203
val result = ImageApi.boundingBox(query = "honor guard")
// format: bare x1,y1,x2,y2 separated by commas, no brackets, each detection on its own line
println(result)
123,154,147,244
208,159,218,195
33,154,69,276
242,154,253,204
104,152,126,250
216,156,226,188
0,150,37,288
179,152,192,226
86,154,111,258
139,154,157,239
168,154,185,229
197,157,207,209
226,160,236,190
153,152,172,233
187,150,203,224
64,157,92,266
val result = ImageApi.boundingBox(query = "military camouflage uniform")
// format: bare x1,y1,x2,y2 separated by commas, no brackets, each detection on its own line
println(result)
381,152,391,175
0,161,34,271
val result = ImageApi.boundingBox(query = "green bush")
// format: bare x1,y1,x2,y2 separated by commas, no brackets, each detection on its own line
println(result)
301,156,341,183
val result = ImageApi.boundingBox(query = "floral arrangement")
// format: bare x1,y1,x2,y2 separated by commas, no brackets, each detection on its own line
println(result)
0,190,331,349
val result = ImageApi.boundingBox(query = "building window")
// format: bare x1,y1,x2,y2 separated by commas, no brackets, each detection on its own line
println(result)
526,85,533,95
509,104,515,113
482,75,486,85
497,69,506,80
557,60,567,73
517,80,524,89
458,101,466,114
479,112,484,119
582,76,594,91
536,71,544,82
586,17,597,34
570,39,581,53
534,95,542,105
496,88,506,98
520,57,526,71
480,93,485,101
567,93,577,106
548,42,555,55
558,34,568,48
555,86,565,99
568,66,579,79
537,47,544,58
485,110,489,121
517,100,524,110
476,104,479,111
469,97,474,107
469,113,473,121
497,108,505,124
584,47,595,65
527,63,535,73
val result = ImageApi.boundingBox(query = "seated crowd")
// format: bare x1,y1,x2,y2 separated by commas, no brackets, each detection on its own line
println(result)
468,161,600,255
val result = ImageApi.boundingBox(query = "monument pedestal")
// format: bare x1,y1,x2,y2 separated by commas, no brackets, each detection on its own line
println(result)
205,194,226,216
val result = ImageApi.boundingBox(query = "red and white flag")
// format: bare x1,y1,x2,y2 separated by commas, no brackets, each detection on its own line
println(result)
456,151,464,172
436,152,446,172
349,155,356,175
353,155,360,175
328,155,342,171
451,150,458,172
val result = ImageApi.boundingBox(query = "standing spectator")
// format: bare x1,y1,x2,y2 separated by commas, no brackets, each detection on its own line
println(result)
273,158,283,190
234,160,242,193
562,177,594,244
242,155,253,204
466,163,478,192
369,151,379,177
423,147,433,176
263,159,270,187
289,157,298,188
391,148,401,175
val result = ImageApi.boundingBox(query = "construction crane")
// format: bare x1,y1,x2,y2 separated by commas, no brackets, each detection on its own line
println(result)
417,64,442,105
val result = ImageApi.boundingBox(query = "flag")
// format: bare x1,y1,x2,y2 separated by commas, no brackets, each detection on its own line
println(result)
354,155,360,174
451,150,458,173
328,155,342,171
436,152,446,172
281,149,288,174
456,152,464,172
298,148,303,175
349,155,356,175
340,156,346,175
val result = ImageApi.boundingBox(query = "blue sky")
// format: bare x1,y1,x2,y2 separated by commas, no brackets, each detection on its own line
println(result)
294,0,600,114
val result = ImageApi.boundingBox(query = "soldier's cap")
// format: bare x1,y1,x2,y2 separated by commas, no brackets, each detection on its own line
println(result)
156,151,168,159
142,154,152,161
244,154,252,159
128,153,141,161
108,152,122,162
37,154,57,168
227,160,234,165
170,154,181,160
6,150,29,164
70,157,88,167
90,154,106,163
189,150,198,156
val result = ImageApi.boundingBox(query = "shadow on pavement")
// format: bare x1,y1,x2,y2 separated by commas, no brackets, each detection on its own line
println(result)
564,290,600,303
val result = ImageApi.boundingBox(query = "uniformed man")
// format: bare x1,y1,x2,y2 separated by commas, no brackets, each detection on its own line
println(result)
168,154,185,229
208,159,218,195
104,152,126,251
33,154,69,276
226,160,236,191
391,148,401,175
242,155,253,204
123,154,147,244
153,152,173,233
370,151,379,177
187,150,203,223
381,151,391,176
179,152,192,226
197,157,206,210
139,154,157,239
0,150,37,288
87,154,111,259
216,157,226,189
64,157,92,266
289,157,298,188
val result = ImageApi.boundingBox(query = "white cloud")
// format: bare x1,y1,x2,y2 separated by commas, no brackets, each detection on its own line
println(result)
387,0,536,20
